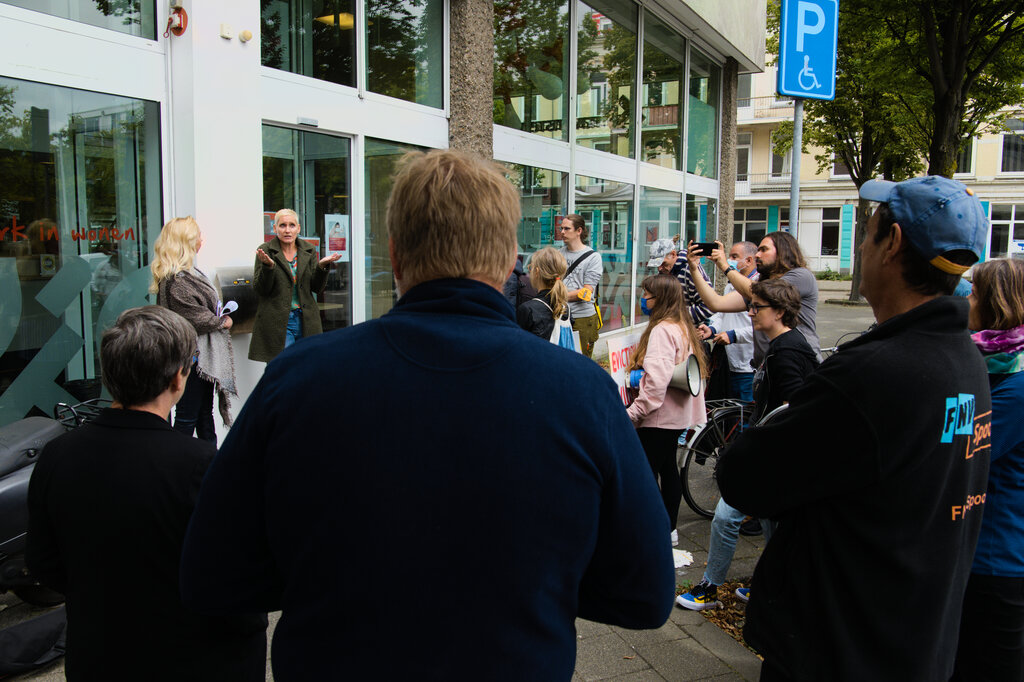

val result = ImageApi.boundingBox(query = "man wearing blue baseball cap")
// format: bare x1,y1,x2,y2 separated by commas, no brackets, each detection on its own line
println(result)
717,175,993,681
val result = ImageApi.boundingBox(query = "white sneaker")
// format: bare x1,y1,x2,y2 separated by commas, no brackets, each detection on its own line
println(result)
670,529,678,545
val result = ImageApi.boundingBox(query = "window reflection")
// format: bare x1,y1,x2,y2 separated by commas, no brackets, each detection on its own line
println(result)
641,11,683,169
576,175,633,330
575,0,636,158
3,0,156,38
687,49,720,178
0,77,162,425
262,0,358,88
685,194,716,247
504,163,566,265
637,187,681,319
364,139,425,319
493,0,570,140
366,0,444,108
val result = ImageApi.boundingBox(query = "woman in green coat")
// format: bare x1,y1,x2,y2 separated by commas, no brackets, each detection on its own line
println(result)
249,209,340,362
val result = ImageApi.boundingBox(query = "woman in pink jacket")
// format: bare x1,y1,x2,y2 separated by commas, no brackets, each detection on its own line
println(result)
626,273,708,537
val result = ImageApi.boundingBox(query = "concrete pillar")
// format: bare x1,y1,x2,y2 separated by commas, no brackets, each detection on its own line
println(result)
715,57,739,292
449,0,494,157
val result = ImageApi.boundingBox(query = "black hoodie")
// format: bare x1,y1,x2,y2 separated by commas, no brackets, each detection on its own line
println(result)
751,328,819,421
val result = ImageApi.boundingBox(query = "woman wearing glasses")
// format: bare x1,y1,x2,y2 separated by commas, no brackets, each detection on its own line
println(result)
747,278,818,422
151,216,237,444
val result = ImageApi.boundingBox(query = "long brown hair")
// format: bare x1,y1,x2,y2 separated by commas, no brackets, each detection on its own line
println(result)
764,231,807,276
971,258,1024,330
627,274,708,379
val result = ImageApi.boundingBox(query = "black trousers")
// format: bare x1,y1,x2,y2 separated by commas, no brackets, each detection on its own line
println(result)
173,370,216,444
636,427,684,530
952,573,1024,682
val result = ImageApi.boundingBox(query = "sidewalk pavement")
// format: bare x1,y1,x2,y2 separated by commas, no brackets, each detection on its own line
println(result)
571,508,767,681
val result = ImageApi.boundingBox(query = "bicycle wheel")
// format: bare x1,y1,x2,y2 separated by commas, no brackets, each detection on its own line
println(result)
679,406,748,519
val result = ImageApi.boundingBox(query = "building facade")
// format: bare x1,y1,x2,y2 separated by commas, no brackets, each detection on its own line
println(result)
736,63,1024,274
0,0,765,428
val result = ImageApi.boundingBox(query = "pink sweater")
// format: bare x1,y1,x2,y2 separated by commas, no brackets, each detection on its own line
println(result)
626,321,706,430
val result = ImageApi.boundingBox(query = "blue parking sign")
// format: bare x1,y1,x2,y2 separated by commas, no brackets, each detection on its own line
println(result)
778,0,838,100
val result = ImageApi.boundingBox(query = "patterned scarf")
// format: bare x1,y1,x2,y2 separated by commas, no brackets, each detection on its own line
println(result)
972,324,1024,374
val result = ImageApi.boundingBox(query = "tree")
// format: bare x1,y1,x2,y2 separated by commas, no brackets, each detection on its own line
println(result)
861,0,1024,177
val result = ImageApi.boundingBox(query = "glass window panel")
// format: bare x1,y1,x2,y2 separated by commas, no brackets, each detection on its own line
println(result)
822,207,841,220
955,139,973,174
821,211,839,256
733,208,744,220
262,0,357,88
745,222,766,245
1002,126,1024,172
992,204,1013,222
832,157,851,177
746,208,767,221
737,73,752,107
990,222,1009,259
686,49,719,178
366,0,444,108
640,10,683,169
684,194,716,249
3,0,156,38
364,138,425,319
576,0,637,159
0,76,162,426
505,164,566,256
493,0,570,140
261,125,352,332
576,175,633,331
637,186,681,319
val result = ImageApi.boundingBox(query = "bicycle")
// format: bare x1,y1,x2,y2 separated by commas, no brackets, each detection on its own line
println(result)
678,398,755,519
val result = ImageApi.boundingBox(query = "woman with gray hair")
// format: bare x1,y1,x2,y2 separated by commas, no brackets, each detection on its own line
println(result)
151,216,236,443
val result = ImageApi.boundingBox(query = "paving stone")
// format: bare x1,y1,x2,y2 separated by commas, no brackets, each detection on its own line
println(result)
577,617,615,638
574,632,652,681
601,670,667,681
682,619,761,681
635,637,732,681
612,619,687,646
667,605,707,627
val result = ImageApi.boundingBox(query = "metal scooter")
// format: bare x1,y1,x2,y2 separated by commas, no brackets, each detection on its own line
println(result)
0,400,107,606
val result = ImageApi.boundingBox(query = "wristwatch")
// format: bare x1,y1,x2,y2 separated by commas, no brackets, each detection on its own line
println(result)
723,265,737,275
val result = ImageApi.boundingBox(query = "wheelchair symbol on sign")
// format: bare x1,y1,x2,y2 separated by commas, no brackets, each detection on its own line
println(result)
799,55,821,91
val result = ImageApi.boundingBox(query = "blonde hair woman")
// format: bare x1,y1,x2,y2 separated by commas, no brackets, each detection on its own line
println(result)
517,247,571,339
626,273,708,535
151,217,236,443
250,209,340,362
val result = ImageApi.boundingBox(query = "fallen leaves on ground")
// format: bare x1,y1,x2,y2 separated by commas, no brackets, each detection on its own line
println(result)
699,580,762,660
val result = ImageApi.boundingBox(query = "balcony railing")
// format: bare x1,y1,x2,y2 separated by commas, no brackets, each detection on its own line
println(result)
736,172,792,195
737,95,795,121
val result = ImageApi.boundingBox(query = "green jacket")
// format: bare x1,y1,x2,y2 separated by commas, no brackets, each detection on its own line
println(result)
249,237,328,362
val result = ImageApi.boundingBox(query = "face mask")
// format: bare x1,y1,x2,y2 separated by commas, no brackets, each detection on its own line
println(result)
727,259,738,269
640,297,652,316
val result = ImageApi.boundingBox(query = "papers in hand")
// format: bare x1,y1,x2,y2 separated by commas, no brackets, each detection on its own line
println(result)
215,300,238,317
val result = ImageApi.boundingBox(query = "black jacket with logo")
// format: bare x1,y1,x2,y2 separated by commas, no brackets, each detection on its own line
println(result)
719,296,991,682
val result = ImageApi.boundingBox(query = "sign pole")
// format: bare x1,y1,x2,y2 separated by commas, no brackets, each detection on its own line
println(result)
790,98,802,238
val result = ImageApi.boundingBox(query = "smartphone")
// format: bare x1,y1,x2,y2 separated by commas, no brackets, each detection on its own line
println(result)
693,242,718,256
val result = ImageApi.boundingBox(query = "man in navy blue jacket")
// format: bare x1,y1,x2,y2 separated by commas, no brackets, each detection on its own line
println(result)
181,150,675,680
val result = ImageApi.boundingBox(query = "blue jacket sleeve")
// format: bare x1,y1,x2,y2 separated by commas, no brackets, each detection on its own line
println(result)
180,378,284,614
577,390,675,628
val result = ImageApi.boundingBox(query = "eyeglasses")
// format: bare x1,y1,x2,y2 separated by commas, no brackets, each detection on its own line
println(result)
748,303,772,313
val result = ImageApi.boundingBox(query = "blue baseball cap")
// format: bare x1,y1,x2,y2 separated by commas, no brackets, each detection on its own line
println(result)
859,176,987,275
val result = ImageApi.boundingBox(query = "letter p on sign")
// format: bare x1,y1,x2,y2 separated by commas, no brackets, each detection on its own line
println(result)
796,1,825,51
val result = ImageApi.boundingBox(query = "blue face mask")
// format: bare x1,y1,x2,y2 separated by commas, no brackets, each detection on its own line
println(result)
640,297,652,316
727,259,739,270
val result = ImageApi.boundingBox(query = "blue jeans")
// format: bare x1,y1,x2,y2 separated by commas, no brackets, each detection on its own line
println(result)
285,308,303,348
704,496,775,585
729,372,754,402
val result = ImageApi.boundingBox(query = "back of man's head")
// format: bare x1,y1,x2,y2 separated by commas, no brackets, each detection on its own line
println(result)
387,150,519,289
101,306,196,408
861,176,986,296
